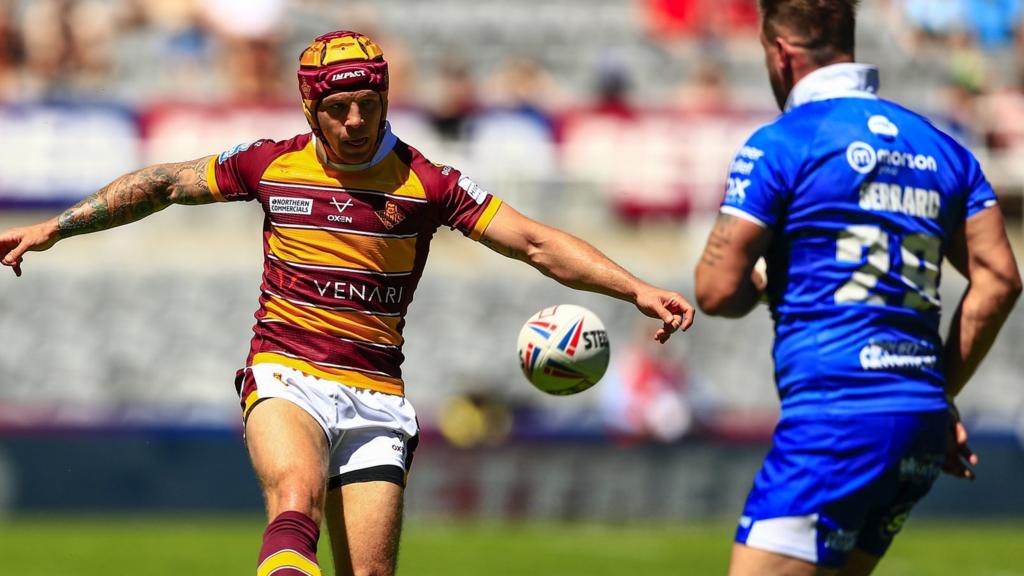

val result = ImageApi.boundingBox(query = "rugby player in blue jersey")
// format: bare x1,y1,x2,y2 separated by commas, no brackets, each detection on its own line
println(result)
695,1,1021,574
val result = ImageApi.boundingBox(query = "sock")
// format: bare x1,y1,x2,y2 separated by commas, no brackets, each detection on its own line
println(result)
256,511,322,576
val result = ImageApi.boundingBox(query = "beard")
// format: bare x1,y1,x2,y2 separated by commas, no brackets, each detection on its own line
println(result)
768,66,791,111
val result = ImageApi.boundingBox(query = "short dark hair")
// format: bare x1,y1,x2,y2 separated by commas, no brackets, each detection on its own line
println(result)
759,0,859,64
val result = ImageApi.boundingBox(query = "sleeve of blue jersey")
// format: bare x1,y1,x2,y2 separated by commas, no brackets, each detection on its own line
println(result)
719,126,788,228
963,150,999,219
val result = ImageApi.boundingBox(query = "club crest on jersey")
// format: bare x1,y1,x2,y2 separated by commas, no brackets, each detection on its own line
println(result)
376,200,406,229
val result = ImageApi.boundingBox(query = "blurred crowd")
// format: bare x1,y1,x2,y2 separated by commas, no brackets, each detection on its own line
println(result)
0,0,298,103
0,1,1016,116
0,0,1021,217
891,0,1024,154
0,0,1021,441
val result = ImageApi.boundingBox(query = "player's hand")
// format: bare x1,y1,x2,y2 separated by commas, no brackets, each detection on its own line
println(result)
751,268,766,292
0,221,60,277
751,260,768,304
634,286,695,343
942,403,978,481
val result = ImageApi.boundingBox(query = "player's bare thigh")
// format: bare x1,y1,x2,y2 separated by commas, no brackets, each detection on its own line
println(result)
326,480,404,576
730,543,839,576
837,549,881,576
245,398,330,523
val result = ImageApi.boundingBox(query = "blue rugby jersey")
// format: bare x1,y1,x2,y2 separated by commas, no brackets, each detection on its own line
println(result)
721,63,998,417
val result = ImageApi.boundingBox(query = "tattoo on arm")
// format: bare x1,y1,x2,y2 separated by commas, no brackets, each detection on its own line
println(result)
479,236,520,259
56,156,216,238
700,215,737,267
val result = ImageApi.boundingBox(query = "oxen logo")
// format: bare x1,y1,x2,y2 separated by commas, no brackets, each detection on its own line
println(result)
846,141,877,174
376,200,406,229
331,197,352,213
328,197,353,224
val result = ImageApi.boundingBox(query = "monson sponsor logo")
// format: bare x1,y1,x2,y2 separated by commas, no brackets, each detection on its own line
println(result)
847,141,938,174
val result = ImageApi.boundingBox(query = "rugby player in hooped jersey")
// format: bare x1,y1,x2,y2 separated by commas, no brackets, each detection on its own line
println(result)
695,1,1021,575
0,31,694,576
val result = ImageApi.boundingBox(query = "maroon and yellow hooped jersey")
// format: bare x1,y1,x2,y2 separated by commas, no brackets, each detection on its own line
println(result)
208,128,502,406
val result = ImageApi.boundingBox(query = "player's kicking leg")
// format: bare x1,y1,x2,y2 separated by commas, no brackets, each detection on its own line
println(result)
246,398,330,576
240,363,418,575
322,423,418,576
326,480,405,576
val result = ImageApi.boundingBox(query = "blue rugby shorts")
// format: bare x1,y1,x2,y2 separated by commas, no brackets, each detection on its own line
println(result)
735,410,947,568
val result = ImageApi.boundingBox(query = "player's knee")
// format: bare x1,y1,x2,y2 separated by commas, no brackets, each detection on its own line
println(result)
264,478,326,520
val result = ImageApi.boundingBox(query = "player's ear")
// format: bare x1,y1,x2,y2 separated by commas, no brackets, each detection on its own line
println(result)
774,36,796,71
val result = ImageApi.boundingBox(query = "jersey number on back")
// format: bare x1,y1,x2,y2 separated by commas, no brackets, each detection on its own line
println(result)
834,225,940,310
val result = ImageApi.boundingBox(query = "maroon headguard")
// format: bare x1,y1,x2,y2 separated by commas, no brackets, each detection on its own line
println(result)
297,31,389,159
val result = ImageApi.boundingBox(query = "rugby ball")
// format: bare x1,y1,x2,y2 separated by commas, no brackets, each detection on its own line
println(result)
516,304,610,395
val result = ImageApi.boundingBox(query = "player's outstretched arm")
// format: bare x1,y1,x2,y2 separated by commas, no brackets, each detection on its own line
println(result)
479,203,694,343
694,213,772,318
0,156,217,276
943,205,1022,398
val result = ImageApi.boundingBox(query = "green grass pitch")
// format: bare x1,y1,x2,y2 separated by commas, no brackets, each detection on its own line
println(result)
0,516,1021,575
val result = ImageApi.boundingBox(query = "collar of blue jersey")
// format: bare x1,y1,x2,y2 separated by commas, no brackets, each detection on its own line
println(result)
784,63,880,112
317,121,397,172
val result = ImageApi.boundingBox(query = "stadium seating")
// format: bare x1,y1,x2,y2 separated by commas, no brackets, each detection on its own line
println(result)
1,242,1020,431
0,0,1021,435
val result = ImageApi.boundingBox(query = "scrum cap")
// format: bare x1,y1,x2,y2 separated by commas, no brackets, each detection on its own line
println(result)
297,31,389,153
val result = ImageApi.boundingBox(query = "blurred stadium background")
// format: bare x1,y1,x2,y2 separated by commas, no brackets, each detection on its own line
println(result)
0,0,1022,574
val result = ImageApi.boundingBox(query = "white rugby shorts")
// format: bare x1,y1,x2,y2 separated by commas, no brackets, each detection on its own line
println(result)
247,363,419,486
